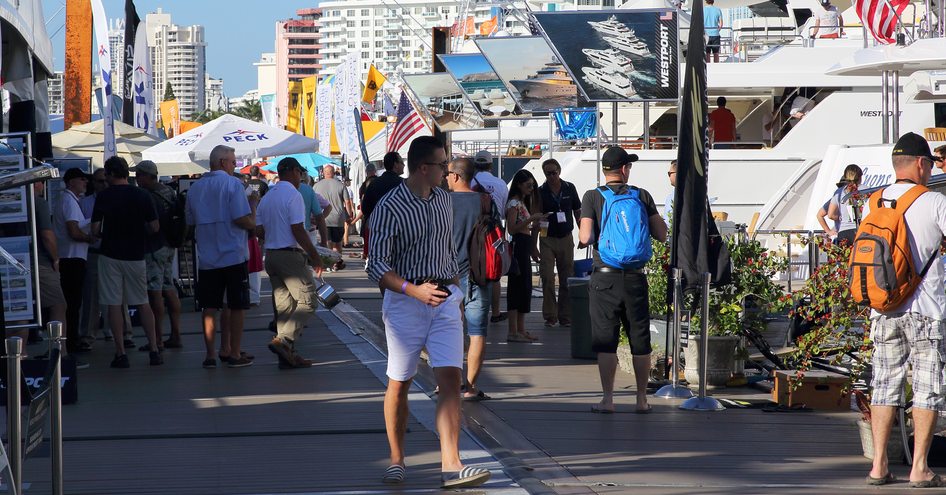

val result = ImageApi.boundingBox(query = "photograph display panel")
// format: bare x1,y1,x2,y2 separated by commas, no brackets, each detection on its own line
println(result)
438,53,530,120
402,73,487,132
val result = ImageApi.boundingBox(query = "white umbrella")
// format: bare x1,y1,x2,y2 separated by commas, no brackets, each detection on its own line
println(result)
51,120,195,172
141,114,318,169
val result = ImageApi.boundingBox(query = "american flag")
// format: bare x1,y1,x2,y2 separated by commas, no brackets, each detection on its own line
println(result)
855,0,909,44
388,90,425,153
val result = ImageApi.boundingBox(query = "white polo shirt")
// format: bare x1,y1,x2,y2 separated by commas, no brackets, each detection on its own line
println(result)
54,189,90,259
472,171,508,214
257,181,306,250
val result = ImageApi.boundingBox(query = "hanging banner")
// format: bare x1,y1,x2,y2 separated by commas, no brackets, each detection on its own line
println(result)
287,81,302,134
90,0,117,160
362,65,387,103
333,66,350,159
302,76,317,138
343,55,362,159
122,0,140,124
317,82,332,156
159,99,180,137
132,24,155,136
532,10,680,102
260,93,276,127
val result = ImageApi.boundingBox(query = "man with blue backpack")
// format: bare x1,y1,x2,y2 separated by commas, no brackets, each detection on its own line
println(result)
579,147,668,414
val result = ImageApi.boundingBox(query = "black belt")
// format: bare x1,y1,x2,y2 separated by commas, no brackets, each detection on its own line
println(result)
267,247,303,253
410,278,454,287
593,266,643,274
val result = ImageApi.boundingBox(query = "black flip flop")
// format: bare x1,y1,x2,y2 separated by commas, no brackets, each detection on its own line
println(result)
462,390,491,401
910,474,945,488
866,473,896,486
761,404,812,413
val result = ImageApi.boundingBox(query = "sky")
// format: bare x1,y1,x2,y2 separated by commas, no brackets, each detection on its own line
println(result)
42,0,319,97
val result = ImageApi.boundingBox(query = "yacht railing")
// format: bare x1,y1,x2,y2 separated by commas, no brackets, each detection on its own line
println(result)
750,228,826,292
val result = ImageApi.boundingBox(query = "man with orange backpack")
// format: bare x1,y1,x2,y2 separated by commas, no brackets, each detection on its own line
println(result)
850,133,946,488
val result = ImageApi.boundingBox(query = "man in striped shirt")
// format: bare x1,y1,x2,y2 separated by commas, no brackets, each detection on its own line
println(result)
367,136,491,489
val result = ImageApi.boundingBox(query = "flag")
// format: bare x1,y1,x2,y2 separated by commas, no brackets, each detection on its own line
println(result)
362,64,387,103
670,0,730,290
159,99,180,137
287,81,302,133
260,94,276,127
480,16,498,36
382,93,396,117
388,90,425,153
122,0,140,124
132,24,155,136
90,0,117,160
317,82,332,156
855,0,910,44
302,76,317,138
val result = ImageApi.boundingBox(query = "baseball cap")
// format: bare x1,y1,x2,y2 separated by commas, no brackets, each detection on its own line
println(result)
473,150,493,165
601,146,639,171
892,132,935,161
131,160,159,177
277,157,304,175
62,167,89,182
365,162,377,173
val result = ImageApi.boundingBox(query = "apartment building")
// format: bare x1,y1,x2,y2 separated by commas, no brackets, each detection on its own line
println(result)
275,8,322,127
206,75,227,112
145,9,206,121
48,71,64,115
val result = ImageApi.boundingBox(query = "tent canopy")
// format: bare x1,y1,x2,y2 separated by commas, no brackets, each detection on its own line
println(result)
263,153,337,177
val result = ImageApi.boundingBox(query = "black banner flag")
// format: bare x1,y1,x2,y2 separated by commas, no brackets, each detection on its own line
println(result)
123,0,141,125
670,0,731,290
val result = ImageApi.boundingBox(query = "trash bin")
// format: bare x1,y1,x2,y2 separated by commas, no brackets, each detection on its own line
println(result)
568,277,597,360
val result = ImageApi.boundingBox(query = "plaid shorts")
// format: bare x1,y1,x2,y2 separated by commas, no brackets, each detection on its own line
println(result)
870,313,946,411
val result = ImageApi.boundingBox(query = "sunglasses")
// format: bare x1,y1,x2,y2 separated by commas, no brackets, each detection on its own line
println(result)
543,170,559,176
668,171,677,177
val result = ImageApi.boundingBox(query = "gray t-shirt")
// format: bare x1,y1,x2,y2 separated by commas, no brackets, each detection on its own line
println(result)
829,185,861,232
34,193,54,263
451,191,501,276
312,177,351,227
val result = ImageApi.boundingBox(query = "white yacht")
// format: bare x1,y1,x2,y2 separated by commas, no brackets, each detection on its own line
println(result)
509,63,578,99
602,34,651,57
581,66,636,99
583,48,635,72
588,15,635,38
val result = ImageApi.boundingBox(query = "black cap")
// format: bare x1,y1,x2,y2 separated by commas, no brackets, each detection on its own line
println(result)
892,132,935,161
62,168,89,182
277,157,304,175
601,146,638,171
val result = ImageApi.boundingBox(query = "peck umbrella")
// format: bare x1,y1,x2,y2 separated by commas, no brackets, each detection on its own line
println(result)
264,153,335,177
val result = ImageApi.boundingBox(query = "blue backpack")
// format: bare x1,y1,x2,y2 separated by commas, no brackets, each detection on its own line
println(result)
597,186,652,269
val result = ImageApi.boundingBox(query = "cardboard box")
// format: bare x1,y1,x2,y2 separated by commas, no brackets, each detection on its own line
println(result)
772,369,850,411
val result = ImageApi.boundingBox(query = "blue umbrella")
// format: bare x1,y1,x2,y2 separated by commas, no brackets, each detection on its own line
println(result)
264,153,336,176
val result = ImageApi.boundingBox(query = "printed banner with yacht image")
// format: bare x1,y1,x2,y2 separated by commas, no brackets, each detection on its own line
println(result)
402,73,489,132
437,53,529,120
474,36,592,113
532,10,679,102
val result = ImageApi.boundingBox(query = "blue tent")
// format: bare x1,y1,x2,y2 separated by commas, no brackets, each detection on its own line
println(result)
264,153,336,176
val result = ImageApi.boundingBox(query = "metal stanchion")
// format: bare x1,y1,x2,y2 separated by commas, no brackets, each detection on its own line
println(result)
49,321,64,495
680,273,725,411
656,269,693,399
5,337,23,494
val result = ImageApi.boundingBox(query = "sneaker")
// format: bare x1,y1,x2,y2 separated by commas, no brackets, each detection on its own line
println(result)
75,360,90,370
268,337,294,363
110,354,130,369
149,351,164,366
202,358,217,369
227,356,254,368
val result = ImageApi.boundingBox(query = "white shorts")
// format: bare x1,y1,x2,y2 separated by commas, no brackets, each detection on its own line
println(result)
382,284,464,381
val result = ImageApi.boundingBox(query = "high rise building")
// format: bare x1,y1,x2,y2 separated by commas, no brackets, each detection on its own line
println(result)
255,52,277,98
48,71,65,115
275,8,322,127
145,8,207,121
206,75,227,112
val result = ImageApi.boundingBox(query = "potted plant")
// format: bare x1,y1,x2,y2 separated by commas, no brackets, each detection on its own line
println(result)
617,239,673,377
684,236,789,388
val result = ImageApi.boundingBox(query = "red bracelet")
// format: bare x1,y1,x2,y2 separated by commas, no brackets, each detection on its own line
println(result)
400,281,409,294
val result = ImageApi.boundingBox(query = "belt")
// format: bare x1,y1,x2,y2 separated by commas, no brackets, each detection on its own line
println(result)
410,278,454,287
267,247,303,253
593,266,643,274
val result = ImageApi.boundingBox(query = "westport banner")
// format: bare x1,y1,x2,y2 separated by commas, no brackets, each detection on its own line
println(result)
671,0,730,289
316,82,332,156
90,0,117,160
122,0,140,125
302,76,317,138
533,10,679,102
287,81,302,134
132,24,155,136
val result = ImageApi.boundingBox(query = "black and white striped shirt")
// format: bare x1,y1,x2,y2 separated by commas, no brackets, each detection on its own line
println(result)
367,182,458,283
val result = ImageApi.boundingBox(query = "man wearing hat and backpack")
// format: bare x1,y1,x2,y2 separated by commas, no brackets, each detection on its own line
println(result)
856,133,946,488
578,146,667,415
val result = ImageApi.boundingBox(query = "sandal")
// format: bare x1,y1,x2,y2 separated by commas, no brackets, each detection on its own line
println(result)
911,474,946,488
462,390,491,401
522,331,539,342
544,319,557,327
506,334,532,343
441,466,490,489
490,313,508,323
590,404,615,414
866,473,896,486
382,464,406,484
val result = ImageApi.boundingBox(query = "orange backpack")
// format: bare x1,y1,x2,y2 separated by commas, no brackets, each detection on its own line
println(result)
848,184,938,312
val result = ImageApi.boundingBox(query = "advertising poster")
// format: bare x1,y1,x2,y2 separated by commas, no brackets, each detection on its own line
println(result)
475,36,591,112
438,53,528,120
0,148,27,225
532,10,680,102
402,73,486,132
0,236,34,322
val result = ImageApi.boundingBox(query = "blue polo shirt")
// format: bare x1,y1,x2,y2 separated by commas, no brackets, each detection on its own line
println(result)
185,170,251,269
704,5,723,36
298,182,324,230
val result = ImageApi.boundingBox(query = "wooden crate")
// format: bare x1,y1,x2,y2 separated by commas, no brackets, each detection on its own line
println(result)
772,369,851,411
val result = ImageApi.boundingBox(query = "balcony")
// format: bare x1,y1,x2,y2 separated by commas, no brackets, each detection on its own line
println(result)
383,11,400,19
383,33,401,41
422,11,440,18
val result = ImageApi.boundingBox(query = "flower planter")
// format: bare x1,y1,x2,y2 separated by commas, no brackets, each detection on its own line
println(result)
684,335,739,389
857,419,906,464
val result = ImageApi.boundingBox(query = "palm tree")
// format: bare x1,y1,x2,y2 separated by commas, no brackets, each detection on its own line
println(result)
192,109,227,124
231,99,262,122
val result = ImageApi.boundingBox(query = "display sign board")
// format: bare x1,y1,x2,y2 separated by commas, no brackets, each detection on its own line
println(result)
532,10,680,102
0,356,78,406
438,53,530,120
401,73,487,132
475,36,591,112
0,134,41,329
